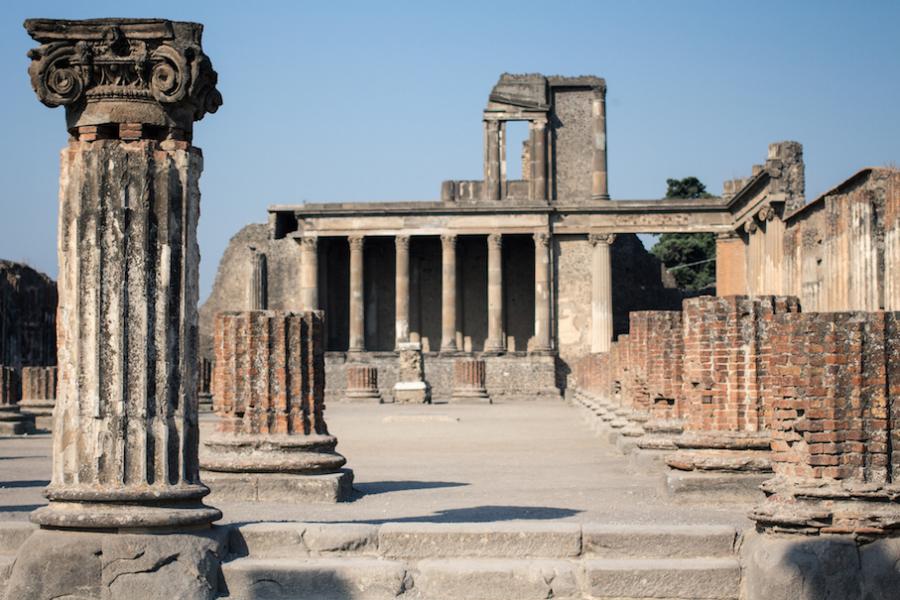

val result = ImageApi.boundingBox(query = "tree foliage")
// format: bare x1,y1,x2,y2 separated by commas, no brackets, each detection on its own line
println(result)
650,177,716,291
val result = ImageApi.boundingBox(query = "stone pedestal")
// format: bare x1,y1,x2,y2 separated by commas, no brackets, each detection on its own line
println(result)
345,364,383,402
201,310,352,503
198,357,214,413
6,19,225,600
393,342,430,403
451,358,490,403
0,366,34,435
18,365,56,431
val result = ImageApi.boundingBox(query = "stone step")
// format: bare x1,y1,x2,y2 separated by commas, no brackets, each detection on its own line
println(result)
412,558,578,599
0,522,36,554
584,557,740,599
582,524,738,558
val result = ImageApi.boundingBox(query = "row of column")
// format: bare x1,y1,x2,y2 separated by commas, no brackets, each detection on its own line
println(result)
299,232,556,354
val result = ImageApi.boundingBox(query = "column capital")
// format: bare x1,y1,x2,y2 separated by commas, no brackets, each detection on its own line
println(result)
348,235,365,251
487,232,503,248
440,233,457,249
757,205,777,222
588,233,616,246
533,232,550,248
300,235,318,250
25,18,222,137
395,235,410,251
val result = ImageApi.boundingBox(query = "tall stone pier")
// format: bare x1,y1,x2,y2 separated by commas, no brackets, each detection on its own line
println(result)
8,18,225,600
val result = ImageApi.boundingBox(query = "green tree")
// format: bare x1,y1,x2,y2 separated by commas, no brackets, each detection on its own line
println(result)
651,177,716,291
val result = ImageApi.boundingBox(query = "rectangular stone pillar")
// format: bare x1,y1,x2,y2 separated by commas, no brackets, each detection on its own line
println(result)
591,86,609,200
715,232,748,296
529,120,547,202
395,235,410,348
440,234,458,352
348,235,365,352
483,120,501,201
532,232,551,352
300,235,318,311
484,233,505,353
589,234,615,353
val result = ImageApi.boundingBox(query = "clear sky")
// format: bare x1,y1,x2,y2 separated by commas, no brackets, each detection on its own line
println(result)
1,1,898,301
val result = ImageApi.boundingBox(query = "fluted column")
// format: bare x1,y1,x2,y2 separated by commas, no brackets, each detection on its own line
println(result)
530,120,547,202
300,235,318,311
591,86,610,200
22,18,223,530
451,358,490,403
533,232,552,352
484,233,505,353
590,233,616,353
249,248,268,310
395,235,410,348
348,235,365,352
483,120,502,201
440,234,458,352
345,364,382,402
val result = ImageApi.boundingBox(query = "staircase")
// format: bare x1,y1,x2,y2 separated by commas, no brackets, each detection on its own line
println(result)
221,521,742,599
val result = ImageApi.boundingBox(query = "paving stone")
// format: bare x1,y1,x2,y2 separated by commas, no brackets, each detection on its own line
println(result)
379,522,582,558
584,557,740,599
413,558,578,600
222,557,409,600
582,524,737,558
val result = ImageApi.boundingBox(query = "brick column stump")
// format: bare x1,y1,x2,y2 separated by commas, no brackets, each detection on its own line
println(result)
451,358,490,403
201,310,352,503
0,367,34,435
345,364,383,403
19,366,56,431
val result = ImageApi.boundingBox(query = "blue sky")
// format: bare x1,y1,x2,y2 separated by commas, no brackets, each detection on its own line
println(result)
1,1,898,300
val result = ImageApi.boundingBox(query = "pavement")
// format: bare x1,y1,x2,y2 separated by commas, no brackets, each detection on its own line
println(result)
0,401,752,528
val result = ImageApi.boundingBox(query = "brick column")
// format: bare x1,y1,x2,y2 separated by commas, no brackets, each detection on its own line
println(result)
203,310,351,500
395,235,410,348
0,366,33,435
299,235,318,311
484,233,505,353
440,234,458,352
591,85,609,200
19,366,56,430
345,365,382,402
451,358,490,403
348,235,365,352
532,232,552,352
483,120,501,201
590,233,615,353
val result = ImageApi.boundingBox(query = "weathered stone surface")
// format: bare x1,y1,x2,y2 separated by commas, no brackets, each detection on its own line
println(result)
666,471,769,502
584,557,740,599
204,469,353,503
582,524,737,559
666,449,772,473
379,522,582,559
413,558,578,600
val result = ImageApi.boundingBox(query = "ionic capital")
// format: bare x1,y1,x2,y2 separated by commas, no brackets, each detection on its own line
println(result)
348,235,365,251
533,232,550,248
300,235,318,251
588,233,616,246
744,220,758,234
24,18,222,136
440,233,457,250
757,205,776,222
395,235,410,251
487,232,503,249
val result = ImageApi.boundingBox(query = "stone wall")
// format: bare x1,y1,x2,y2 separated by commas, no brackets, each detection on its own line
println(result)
0,260,56,368
551,88,592,201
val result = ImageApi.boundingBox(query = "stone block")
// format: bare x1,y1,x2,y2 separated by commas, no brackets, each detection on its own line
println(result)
228,522,378,558
204,469,353,503
665,470,769,502
413,558,578,600
221,557,409,600
582,524,737,559
584,557,740,599
0,522,36,554
378,522,581,559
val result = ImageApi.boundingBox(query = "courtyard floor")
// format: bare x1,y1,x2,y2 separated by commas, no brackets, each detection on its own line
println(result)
0,401,752,528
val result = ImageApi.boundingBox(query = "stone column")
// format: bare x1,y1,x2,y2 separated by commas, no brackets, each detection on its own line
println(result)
591,85,610,200
345,365,382,402
440,234,458,352
532,232,552,352
451,358,490,403
348,235,365,352
300,235,318,311
530,120,547,202
0,366,33,435
249,247,268,310
590,233,615,353
484,233,505,353
198,356,214,413
19,366,57,431
9,19,225,599
395,235,410,348
483,120,501,201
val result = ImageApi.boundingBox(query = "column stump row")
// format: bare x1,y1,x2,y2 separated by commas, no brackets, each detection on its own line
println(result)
0,366,34,435
451,358,490,403
345,364,383,402
18,366,56,431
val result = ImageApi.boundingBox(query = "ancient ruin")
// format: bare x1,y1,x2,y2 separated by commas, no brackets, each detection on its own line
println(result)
0,15,898,600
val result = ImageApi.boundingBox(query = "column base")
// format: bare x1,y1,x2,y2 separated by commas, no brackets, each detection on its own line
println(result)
393,381,431,404
202,468,354,503
201,433,347,474
32,497,222,530
450,388,491,404
344,389,384,403
4,526,227,600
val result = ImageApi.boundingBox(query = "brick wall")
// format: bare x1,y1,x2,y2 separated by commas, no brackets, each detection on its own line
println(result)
766,311,899,483
681,295,800,433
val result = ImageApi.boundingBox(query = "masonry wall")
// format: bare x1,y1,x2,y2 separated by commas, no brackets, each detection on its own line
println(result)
551,89,593,201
